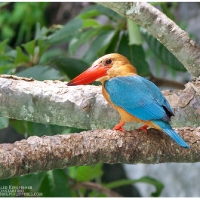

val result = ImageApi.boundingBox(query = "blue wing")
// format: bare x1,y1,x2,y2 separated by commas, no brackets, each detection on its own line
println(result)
105,76,190,148
105,75,174,122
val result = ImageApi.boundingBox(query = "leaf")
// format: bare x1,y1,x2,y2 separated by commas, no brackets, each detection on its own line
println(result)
49,169,71,197
40,48,64,64
0,53,15,74
38,172,53,197
0,178,13,197
105,176,164,197
53,57,89,79
80,4,124,21
16,65,62,81
160,2,175,21
78,9,100,19
16,171,47,192
0,117,9,129
82,19,100,28
69,164,103,182
127,19,142,45
14,46,30,66
0,39,9,53
68,28,101,55
83,30,116,63
48,18,83,45
10,120,67,137
22,40,36,56
38,170,71,197
141,28,186,72
26,122,67,137
10,120,26,134
34,22,49,40
0,64,15,74
37,39,50,58
105,30,120,53
117,32,150,76
26,122,52,137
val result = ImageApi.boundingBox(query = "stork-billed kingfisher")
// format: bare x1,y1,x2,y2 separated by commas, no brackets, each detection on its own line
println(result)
67,53,190,148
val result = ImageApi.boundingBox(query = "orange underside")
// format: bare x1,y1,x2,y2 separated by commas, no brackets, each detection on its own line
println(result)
102,84,161,130
115,106,161,129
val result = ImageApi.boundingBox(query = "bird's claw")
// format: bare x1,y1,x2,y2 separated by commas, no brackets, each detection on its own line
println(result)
137,125,149,132
113,120,125,132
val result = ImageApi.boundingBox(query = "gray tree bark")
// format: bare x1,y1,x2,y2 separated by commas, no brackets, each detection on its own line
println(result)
0,127,199,180
0,75,200,130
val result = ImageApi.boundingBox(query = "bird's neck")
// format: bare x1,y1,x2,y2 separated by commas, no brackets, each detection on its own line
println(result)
97,64,137,83
109,64,136,77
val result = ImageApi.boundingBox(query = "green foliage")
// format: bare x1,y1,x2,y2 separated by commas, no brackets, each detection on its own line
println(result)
0,2,191,197
105,176,164,197
141,28,186,72
53,57,89,80
83,30,117,63
48,18,84,45
0,2,49,45
127,19,142,45
69,164,103,182
16,65,62,81
117,32,150,76
10,120,67,137
0,117,9,129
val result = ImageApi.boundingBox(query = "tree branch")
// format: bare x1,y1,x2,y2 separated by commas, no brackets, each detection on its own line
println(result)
149,73,185,89
0,75,200,130
0,75,199,180
72,181,122,197
98,2,200,77
0,127,199,180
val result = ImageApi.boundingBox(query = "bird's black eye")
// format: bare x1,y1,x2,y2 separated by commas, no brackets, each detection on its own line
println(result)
105,59,112,65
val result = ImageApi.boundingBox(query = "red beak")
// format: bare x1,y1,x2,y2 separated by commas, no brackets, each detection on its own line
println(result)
67,64,108,86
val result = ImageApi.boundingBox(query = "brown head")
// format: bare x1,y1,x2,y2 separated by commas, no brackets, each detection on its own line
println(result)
67,53,137,85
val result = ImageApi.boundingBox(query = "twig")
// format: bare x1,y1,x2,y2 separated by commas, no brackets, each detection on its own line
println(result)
72,181,122,197
149,73,185,89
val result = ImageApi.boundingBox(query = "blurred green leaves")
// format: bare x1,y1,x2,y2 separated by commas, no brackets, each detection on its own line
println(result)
83,30,117,63
0,39,9,53
141,28,186,72
0,117,9,129
0,2,49,45
69,164,103,182
48,18,83,45
53,57,89,79
16,65,62,81
127,19,142,45
105,176,164,197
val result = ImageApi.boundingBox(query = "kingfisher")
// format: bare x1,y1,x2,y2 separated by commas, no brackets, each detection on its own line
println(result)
67,53,189,148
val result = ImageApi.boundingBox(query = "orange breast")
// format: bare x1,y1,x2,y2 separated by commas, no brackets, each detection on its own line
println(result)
102,83,161,130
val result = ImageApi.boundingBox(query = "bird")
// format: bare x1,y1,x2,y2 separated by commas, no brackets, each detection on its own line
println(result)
67,53,190,148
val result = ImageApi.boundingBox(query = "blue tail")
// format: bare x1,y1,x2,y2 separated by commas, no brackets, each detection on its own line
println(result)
153,120,190,148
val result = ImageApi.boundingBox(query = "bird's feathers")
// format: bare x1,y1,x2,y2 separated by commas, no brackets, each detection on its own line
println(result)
152,120,190,148
105,75,173,122
105,75,189,148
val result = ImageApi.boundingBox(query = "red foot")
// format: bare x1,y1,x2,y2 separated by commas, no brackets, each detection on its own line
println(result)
138,125,149,132
113,120,125,132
